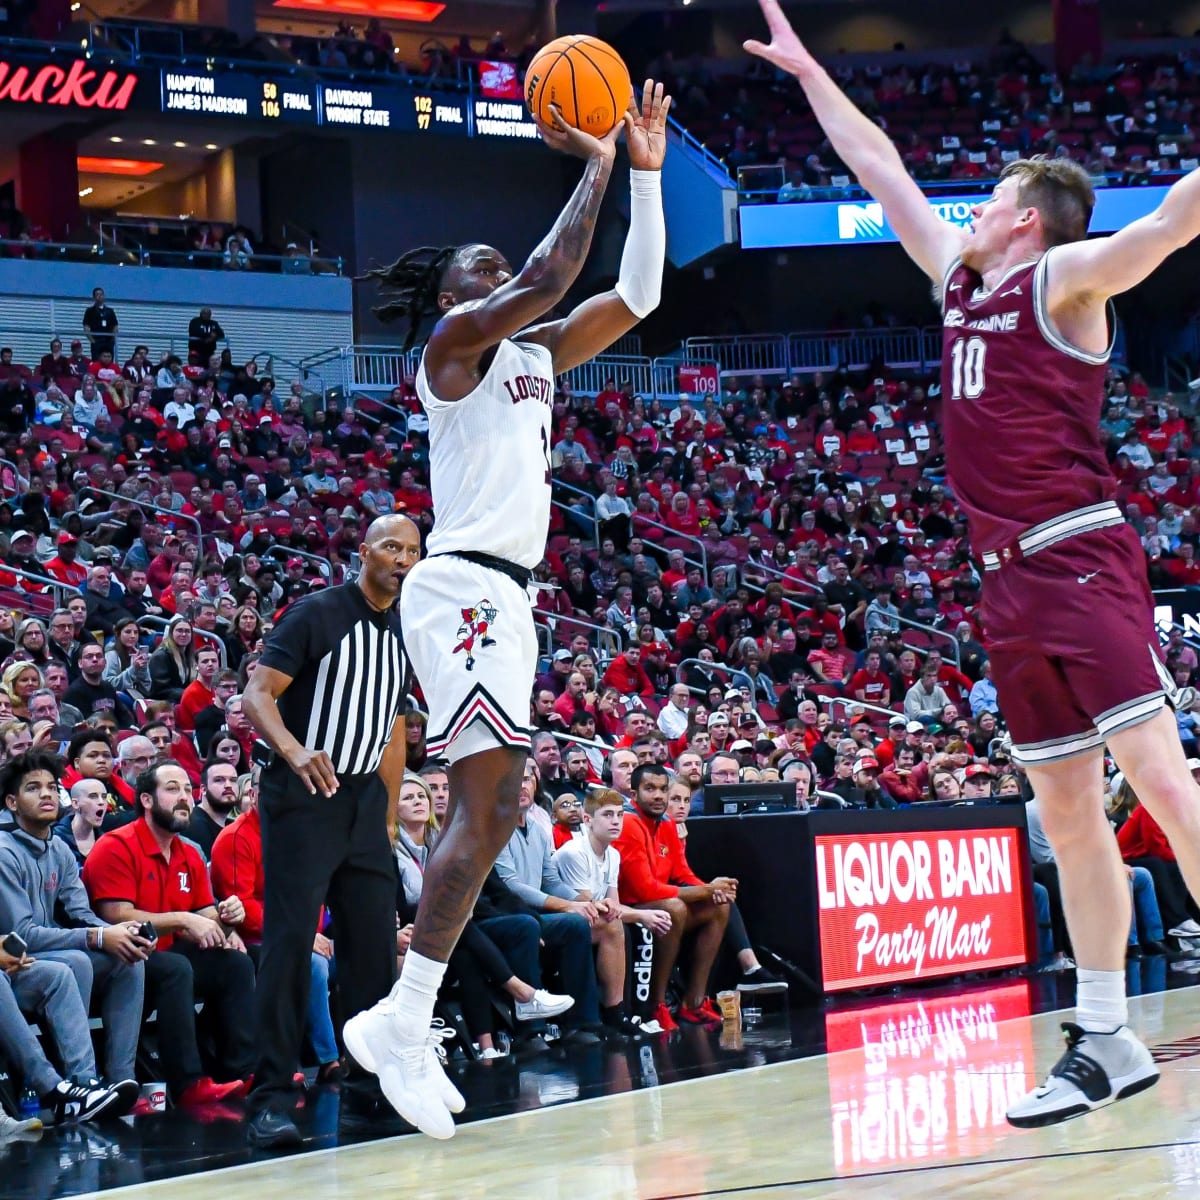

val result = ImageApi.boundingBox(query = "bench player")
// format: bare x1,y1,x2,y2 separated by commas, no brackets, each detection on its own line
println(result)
746,0,1200,1127
343,82,670,1139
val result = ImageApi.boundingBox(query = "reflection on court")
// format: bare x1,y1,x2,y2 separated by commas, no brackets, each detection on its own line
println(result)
75,983,1200,1200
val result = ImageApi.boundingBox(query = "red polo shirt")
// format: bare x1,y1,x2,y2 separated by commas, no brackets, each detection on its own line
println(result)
210,807,263,942
81,816,214,950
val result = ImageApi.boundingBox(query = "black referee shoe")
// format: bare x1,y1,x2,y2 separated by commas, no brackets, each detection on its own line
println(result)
246,1108,302,1149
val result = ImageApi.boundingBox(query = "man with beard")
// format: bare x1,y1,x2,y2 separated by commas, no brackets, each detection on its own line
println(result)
82,761,254,1107
186,759,240,859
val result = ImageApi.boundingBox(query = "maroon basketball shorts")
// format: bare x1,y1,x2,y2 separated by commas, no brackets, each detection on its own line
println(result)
982,520,1167,767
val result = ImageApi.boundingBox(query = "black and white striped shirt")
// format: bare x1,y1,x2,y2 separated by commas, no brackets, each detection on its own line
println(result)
258,583,407,776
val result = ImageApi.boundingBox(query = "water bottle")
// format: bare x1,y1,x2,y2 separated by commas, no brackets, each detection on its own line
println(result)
18,1083,39,1118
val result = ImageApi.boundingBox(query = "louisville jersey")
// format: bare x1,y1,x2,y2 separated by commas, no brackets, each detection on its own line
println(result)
939,251,1115,552
416,335,554,570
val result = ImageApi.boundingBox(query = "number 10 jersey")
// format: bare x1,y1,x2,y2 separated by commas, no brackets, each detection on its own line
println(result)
939,250,1115,555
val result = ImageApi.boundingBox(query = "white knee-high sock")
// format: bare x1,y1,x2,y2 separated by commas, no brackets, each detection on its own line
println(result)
387,951,447,1045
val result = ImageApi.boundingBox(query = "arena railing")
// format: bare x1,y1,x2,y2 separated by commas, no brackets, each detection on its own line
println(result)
562,354,657,399
738,555,825,600
262,545,332,580
0,564,82,611
78,487,203,549
650,356,722,401
673,657,771,715
533,609,623,662
627,511,708,579
0,238,343,275
136,614,227,669
816,695,901,726
551,492,598,545
786,327,935,373
681,335,791,377
734,166,1160,205
893,613,962,669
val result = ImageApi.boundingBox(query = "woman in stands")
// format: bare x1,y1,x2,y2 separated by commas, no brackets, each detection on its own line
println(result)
148,614,194,703
223,605,263,672
206,729,251,775
393,773,572,1061
14,618,51,668
103,617,151,697
2,661,42,721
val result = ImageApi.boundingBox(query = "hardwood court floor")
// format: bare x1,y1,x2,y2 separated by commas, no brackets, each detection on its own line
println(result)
23,973,1200,1200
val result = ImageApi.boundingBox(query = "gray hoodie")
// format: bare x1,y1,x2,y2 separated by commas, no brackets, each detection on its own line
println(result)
0,826,106,951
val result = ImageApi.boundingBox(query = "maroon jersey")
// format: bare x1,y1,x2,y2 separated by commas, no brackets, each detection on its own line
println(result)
940,254,1114,552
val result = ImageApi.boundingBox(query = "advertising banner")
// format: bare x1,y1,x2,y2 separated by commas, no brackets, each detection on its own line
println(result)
740,185,1173,249
815,828,1033,991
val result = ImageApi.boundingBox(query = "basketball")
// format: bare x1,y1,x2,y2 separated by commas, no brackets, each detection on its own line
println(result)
525,35,632,136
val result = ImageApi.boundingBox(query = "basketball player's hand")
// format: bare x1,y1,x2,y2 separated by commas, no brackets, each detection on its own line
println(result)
287,746,339,797
624,79,671,172
743,0,813,76
535,104,621,163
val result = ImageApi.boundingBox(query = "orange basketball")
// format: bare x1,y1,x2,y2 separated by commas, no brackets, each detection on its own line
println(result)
525,35,632,136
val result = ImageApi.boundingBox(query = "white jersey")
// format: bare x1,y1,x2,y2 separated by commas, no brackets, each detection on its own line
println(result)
416,336,554,571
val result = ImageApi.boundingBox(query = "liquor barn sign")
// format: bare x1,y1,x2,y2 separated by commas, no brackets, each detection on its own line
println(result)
815,829,1032,991
0,59,140,110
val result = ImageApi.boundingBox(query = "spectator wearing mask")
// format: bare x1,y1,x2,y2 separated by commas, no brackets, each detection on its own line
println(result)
82,760,254,1107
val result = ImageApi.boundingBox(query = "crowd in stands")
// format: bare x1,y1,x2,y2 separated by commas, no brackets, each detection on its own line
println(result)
661,39,1200,194
2,234,1200,1120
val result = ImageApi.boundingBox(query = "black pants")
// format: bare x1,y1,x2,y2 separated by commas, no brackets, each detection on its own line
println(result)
1032,863,1070,955
251,766,396,1111
144,943,257,1098
1125,855,1195,932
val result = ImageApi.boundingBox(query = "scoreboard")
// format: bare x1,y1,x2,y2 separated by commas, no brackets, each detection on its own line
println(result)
0,53,539,140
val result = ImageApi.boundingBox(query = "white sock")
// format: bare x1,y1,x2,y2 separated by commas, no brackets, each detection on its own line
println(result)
386,951,447,1045
1076,968,1128,1034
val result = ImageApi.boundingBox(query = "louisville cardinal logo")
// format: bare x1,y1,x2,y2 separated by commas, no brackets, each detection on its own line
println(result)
453,599,498,671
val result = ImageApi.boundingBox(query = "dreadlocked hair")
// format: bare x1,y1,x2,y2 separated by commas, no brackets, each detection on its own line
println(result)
360,245,459,350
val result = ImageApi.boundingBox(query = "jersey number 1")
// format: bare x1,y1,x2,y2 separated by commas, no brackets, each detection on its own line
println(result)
950,335,987,400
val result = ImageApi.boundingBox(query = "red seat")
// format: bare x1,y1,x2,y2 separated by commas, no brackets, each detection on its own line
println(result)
170,471,197,491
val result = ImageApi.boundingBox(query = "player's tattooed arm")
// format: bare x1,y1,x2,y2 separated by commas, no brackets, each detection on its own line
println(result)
428,117,617,365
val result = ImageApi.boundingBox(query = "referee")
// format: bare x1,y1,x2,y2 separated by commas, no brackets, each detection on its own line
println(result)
241,514,421,1148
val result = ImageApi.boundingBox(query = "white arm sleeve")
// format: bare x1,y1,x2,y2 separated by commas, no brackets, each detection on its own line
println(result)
614,169,665,320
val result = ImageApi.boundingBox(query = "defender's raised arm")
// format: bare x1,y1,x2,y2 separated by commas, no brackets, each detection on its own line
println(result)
744,0,966,282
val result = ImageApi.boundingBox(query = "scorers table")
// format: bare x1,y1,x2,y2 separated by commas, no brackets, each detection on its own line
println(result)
684,805,1037,995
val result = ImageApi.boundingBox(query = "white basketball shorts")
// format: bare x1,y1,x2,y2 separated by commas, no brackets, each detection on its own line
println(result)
399,555,537,763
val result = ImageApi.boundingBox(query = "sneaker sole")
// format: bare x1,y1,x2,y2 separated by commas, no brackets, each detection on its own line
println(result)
1006,1066,1160,1129
736,981,789,993
342,1018,379,1077
78,1089,127,1124
378,1069,456,1140
515,1003,575,1021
